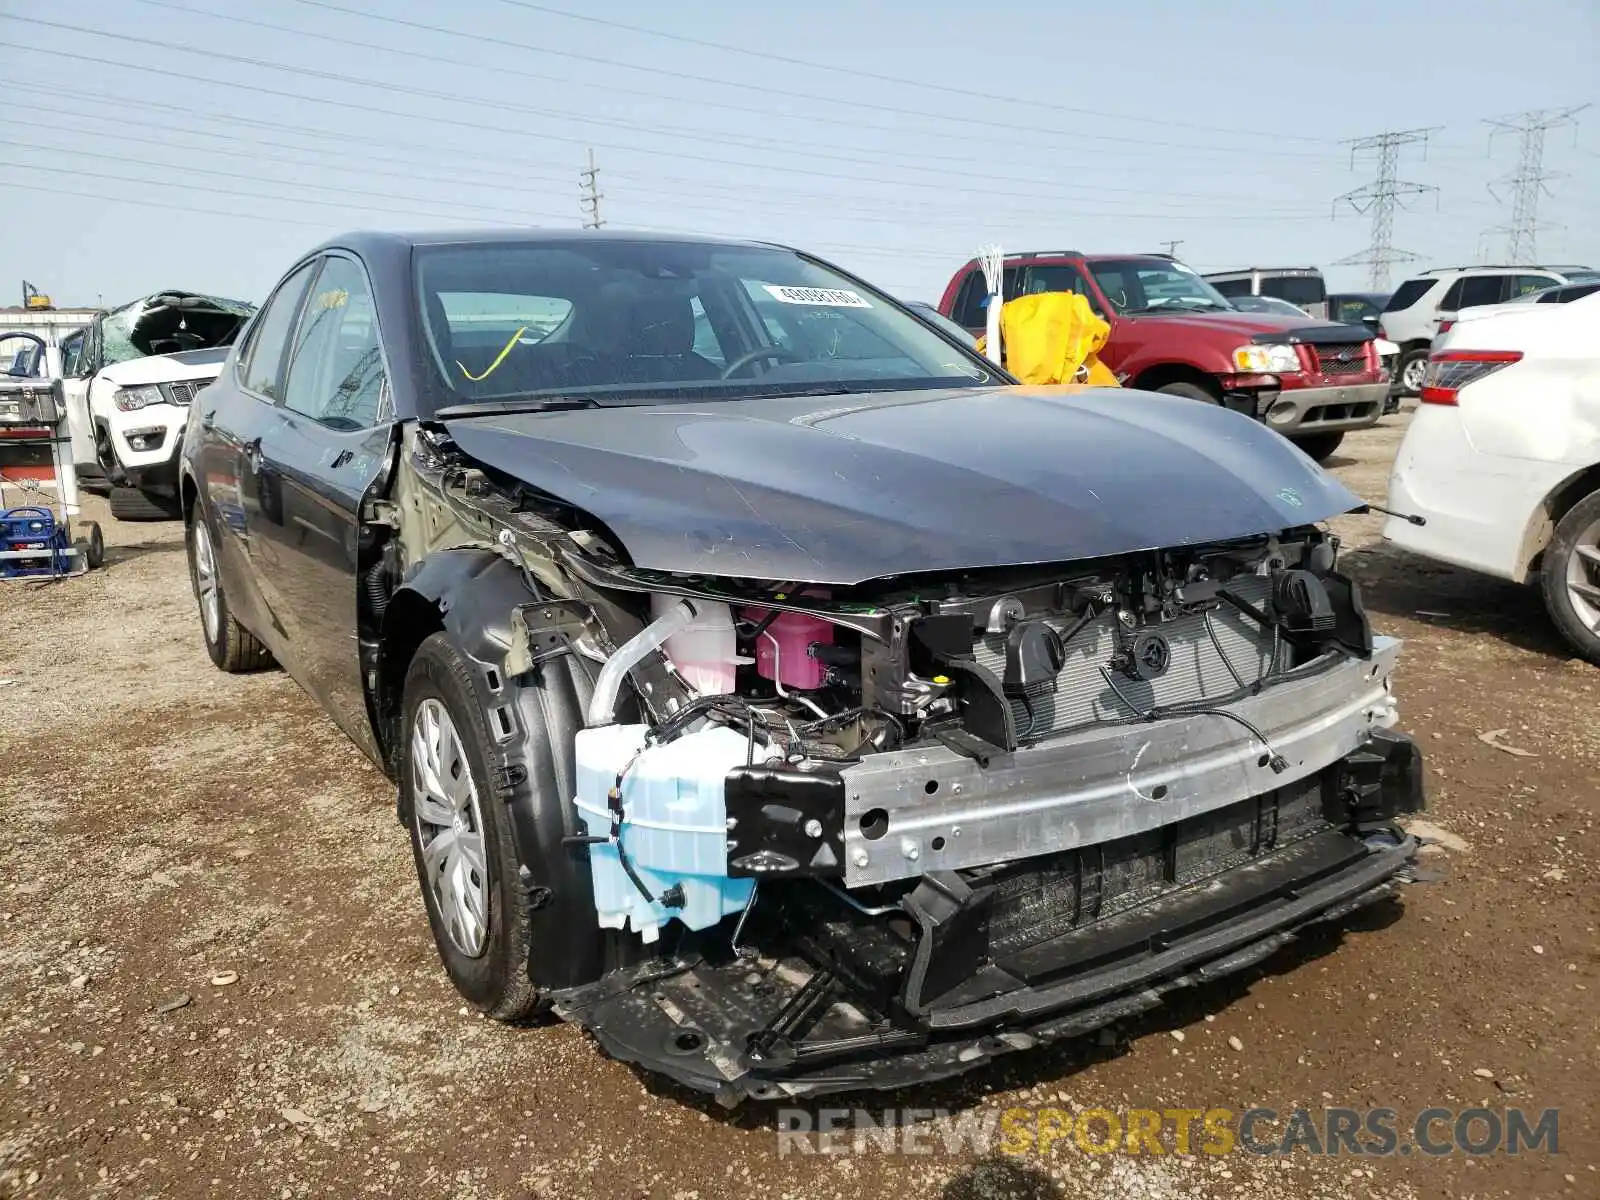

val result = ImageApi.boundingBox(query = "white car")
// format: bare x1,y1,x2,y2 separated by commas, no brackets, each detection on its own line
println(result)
1384,292,1600,663
1378,265,1600,397
61,290,255,520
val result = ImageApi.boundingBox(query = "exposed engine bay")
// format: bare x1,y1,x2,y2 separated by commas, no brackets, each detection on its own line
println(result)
375,421,1425,1103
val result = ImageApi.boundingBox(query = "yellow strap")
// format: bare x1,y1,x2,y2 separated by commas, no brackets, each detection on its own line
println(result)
455,326,527,382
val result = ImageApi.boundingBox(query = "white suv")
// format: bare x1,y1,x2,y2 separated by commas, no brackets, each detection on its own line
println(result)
1384,290,1600,663
61,290,255,520
1379,265,1600,396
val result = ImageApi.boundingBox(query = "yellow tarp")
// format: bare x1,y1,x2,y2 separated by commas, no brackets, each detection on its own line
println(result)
975,292,1119,387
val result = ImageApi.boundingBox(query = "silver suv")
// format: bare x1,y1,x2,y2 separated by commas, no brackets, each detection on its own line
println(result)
1380,264,1600,394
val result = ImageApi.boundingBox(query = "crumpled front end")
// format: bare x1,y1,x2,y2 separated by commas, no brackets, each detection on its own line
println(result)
392,424,1425,1103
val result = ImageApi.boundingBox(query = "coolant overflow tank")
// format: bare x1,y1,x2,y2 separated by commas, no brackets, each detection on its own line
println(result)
573,723,756,944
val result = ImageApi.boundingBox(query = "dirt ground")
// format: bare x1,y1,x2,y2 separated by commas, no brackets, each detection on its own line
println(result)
2,413,1596,1200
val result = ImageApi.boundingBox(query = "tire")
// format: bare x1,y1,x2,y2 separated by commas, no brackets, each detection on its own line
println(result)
1289,431,1345,463
1155,381,1221,404
186,508,273,672
401,633,542,1021
1540,489,1600,666
1397,348,1429,397
109,485,180,522
79,521,104,570
399,630,638,1021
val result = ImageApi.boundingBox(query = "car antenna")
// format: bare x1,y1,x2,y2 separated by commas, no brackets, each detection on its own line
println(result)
1356,500,1426,526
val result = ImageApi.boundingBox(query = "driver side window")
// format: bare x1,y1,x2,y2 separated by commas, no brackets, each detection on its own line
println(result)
282,256,388,429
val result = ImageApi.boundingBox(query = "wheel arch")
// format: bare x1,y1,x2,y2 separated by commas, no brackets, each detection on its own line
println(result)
1129,362,1224,399
381,550,631,993
1519,462,1600,582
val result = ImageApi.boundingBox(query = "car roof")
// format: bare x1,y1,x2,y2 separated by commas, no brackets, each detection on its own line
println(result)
964,251,1182,267
305,227,782,257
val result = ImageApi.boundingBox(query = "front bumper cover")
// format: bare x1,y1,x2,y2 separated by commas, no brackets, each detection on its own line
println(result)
1256,382,1387,436
551,726,1425,1103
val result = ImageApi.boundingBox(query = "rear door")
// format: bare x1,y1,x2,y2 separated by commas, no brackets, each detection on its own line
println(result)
1438,274,1509,326
200,257,321,652
249,253,392,759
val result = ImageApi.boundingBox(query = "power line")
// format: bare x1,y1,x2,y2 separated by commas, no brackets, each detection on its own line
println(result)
0,98,1332,237
489,0,1334,144
1482,105,1590,261
580,149,604,229
0,81,1339,212
141,0,1338,163
1333,127,1441,290
0,43,1341,215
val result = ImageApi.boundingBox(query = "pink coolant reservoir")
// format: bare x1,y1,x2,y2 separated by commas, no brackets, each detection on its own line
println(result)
742,600,834,691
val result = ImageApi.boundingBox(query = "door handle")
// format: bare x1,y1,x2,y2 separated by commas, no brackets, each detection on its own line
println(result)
201,408,216,429
330,449,354,470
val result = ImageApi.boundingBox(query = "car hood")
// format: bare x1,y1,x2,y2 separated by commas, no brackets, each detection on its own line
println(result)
1132,311,1369,343
98,347,229,387
442,385,1362,585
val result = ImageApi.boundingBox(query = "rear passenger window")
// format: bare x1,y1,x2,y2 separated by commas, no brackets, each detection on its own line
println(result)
1457,276,1506,308
240,261,318,400
1511,274,1555,298
1383,278,1434,312
282,256,388,429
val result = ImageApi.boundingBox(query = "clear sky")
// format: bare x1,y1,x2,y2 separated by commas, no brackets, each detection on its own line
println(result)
2,0,1596,309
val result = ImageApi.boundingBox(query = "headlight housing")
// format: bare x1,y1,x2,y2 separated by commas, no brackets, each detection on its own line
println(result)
113,384,167,412
1231,343,1302,374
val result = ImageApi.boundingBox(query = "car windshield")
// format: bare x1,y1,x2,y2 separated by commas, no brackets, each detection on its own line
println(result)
1330,295,1383,324
1231,295,1309,317
415,239,996,409
1084,260,1233,314
99,291,257,367
1562,270,1600,284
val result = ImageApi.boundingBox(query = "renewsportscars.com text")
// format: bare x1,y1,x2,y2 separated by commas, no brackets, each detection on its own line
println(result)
774,1105,1559,1159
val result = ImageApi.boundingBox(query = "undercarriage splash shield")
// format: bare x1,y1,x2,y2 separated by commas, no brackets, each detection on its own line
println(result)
550,772,1419,1103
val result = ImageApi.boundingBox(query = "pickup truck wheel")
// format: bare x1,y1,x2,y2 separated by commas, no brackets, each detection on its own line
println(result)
402,633,542,1021
1154,381,1221,404
109,485,180,522
186,510,274,672
1540,490,1600,666
1397,349,1429,397
1289,432,1345,463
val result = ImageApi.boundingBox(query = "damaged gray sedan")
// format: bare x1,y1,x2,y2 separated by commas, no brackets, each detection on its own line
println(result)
178,230,1424,1102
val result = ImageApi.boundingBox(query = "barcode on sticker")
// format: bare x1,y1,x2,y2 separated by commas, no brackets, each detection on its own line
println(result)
762,285,871,308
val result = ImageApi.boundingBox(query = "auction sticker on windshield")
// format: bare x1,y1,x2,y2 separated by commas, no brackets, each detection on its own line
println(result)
763,285,872,308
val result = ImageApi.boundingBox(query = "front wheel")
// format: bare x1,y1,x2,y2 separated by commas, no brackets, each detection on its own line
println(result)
1289,431,1345,463
401,633,541,1021
1540,490,1600,666
108,485,180,522
1397,349,1429,397
1154,381,1221,404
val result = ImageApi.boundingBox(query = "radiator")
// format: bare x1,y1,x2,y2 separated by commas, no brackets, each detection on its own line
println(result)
971,575,1283,738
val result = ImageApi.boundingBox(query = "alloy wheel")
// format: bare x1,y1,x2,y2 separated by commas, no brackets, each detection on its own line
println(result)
192,518,221,644
1401,355,1428,394
1566,516,1600,634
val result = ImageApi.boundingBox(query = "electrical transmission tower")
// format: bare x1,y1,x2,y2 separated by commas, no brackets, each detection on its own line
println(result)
579,148,604,229
1333,127,1440,290
1160,239,1184,257
1482,105,1589,261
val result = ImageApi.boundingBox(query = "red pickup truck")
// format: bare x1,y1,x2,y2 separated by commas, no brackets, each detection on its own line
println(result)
937,251,1386,462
